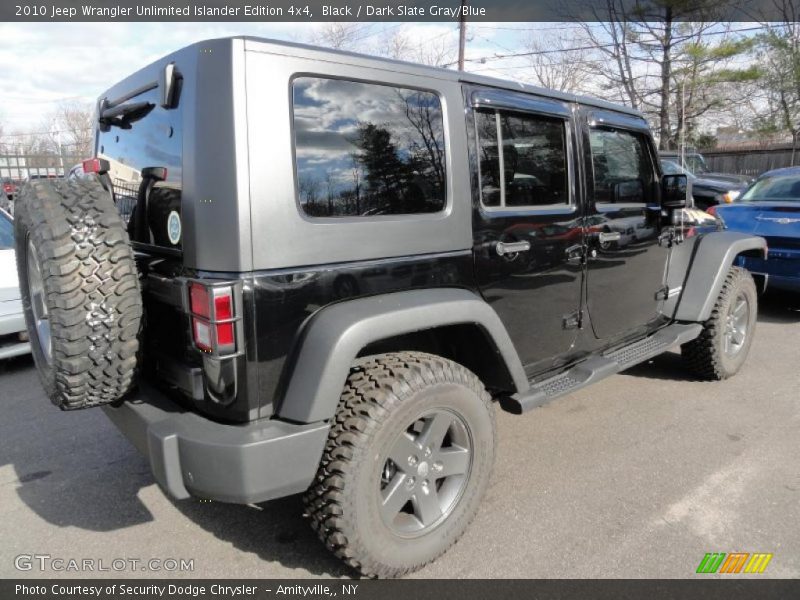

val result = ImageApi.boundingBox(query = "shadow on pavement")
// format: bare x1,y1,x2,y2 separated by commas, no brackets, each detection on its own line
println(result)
621,288,798,381
170,495,353,578
620,350,696,382
2,356,157,532
757,289,800,324
1,356,351,577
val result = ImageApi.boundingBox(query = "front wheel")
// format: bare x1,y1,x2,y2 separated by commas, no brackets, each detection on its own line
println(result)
682,266,757,380
304,352,495,578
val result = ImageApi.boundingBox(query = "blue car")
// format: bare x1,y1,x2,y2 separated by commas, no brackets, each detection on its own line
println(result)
709,166,800,292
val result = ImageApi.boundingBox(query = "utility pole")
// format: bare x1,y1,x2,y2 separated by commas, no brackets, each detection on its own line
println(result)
458,0,467,71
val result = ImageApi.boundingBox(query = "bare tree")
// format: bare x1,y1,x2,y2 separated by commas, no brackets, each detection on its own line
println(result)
753,0,800,162
523,32,595,93
52,101,94,158
308,23,373,51
577,1,642,109
298,176,320,214
575,0,754,150
381,26,456,67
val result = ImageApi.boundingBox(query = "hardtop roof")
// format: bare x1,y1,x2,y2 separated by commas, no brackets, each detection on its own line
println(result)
101,35,647,122
237,36,646,119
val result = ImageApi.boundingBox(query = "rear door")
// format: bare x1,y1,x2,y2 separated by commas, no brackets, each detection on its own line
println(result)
581,109,671,341
468,88,584,374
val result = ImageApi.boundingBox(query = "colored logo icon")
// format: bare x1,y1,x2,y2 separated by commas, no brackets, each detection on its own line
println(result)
696,552,773,574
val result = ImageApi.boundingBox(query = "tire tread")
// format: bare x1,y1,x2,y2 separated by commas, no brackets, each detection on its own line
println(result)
303,351,494,578
14,178,142,409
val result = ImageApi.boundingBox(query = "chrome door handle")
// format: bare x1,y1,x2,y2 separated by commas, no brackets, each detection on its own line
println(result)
495,241,531,256
598,231,621,243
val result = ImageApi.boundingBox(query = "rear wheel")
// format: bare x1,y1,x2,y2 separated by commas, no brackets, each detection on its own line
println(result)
14,178,142,409
682,266,757,380
304,351,495,578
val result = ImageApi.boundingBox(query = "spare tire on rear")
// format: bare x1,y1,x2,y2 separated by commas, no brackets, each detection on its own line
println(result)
14,178,142,410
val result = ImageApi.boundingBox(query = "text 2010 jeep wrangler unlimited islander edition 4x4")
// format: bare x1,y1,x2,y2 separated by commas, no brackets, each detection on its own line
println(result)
14,38,765,577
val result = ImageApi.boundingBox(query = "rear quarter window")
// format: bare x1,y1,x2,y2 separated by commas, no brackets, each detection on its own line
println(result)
291,77,446,218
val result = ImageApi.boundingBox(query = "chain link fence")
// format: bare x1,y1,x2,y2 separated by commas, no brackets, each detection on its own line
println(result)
0,152,83,181
1,153,138,226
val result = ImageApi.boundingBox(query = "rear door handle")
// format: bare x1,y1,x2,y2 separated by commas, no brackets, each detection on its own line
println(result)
495,241,531,256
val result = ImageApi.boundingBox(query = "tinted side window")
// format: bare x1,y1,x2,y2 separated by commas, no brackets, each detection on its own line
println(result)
475,110,501,207
476,108,569,209
292,77,446,218
0,212,12,249
589,128,656,204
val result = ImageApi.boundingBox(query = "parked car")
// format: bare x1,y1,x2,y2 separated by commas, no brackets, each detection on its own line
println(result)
659,151,752,187
13,37,764,578
661,159,743,210
0,188,11,215
709,166,800,292
0,208,31,359
2,178,18,200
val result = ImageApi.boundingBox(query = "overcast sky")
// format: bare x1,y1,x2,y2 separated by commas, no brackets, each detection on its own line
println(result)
0,20,763,141
0,21,541,135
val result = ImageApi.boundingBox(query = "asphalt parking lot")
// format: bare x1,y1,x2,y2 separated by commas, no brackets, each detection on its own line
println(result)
1,290,798,580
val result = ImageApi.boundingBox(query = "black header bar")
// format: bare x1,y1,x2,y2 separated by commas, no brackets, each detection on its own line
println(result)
1,0,795,22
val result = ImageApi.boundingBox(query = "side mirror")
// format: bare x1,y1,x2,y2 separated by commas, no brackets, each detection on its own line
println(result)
662,174,690,209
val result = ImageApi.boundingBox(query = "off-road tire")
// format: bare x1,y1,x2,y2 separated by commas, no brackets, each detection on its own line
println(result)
304,351,495,578
681,266,757,380
15,178,142,409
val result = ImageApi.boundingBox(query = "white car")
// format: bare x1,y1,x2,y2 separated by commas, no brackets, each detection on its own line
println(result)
0,208,31,359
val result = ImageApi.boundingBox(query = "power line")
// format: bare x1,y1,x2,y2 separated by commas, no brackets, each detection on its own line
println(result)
0,128,92,138
442,24,778,68
470,23,606,33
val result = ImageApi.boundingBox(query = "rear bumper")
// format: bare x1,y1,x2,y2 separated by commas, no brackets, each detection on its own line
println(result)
102,384,330,504
0,310,31,359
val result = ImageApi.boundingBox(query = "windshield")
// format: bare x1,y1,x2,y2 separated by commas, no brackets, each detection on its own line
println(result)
0,211,13,249
661,160,695,181
740,174,800,203
685,154,709,174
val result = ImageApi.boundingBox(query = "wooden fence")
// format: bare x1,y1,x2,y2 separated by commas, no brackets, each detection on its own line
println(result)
703,145,799,177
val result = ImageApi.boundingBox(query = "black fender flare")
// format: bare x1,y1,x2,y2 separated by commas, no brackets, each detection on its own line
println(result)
673,231,767,322
276,288,528,423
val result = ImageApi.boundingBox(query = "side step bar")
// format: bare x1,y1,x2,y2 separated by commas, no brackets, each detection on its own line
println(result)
501,323,702,415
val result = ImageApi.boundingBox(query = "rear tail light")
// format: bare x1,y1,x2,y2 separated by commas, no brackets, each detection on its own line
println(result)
188,281,238,355
706,205,717,216
214,294,235,346
81,157,110,175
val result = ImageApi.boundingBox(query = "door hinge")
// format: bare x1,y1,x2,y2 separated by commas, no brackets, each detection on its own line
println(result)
562,310,583,330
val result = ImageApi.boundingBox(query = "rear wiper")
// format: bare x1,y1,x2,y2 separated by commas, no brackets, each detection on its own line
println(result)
99,101,155,131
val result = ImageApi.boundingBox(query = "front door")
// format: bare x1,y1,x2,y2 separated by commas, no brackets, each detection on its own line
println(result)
582,111,671,341
469,89,584,374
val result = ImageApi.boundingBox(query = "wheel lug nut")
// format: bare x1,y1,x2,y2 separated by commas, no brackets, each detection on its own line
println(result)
405,476,416,489
433,461,443,472
424,446,432,458
408,455,418,467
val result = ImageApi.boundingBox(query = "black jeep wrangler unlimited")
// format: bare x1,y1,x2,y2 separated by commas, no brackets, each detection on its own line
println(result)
14,38,765,578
